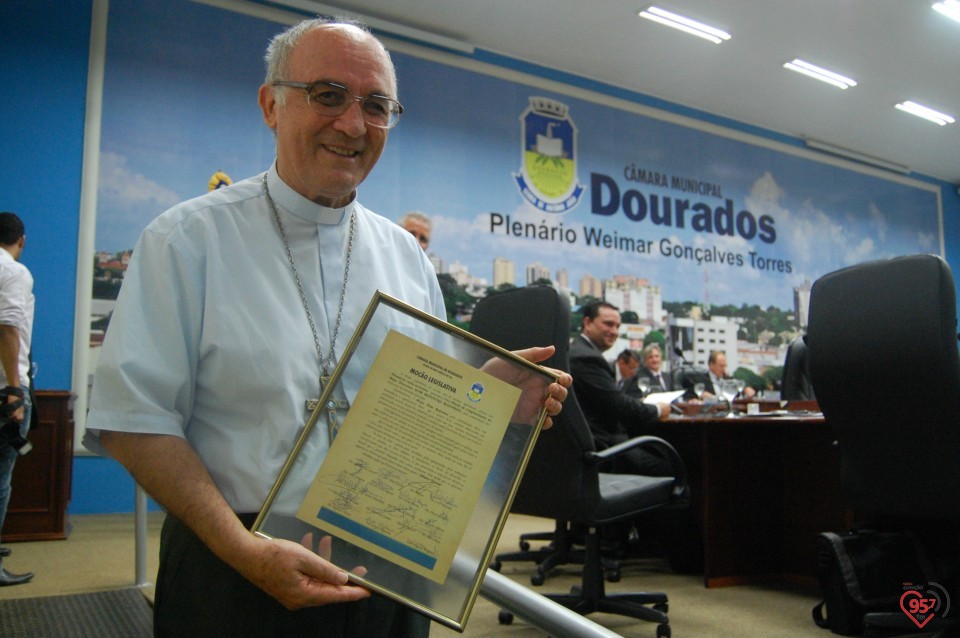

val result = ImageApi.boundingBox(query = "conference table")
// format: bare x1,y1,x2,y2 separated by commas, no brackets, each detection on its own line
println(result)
648,400,848,588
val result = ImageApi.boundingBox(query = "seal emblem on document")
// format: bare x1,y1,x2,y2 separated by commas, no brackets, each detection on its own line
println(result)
467,382,485,403
513,96,584,213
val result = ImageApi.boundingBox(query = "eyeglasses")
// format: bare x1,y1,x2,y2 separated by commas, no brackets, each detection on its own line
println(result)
272,80,403,129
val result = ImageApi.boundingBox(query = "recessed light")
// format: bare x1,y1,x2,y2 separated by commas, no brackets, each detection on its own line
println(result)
783,59,857,89
933,0,960,24
895,101,956,126
638,5,731,44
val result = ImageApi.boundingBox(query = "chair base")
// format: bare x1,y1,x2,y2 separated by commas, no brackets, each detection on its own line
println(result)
498,525,672,636
492,520,625,585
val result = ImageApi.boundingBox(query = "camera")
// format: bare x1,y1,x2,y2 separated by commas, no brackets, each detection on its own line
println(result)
0,386,31,456
0,417,31,455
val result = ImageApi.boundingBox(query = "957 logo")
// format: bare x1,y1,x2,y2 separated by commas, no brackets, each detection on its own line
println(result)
901,582,951,629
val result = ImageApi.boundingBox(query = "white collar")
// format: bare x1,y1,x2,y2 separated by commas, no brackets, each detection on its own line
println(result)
266,162,356,226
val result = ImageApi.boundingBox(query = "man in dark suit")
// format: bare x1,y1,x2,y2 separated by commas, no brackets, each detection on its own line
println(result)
705,350,756,400
624,343,671,395
614,348,640,390
569,301,672,476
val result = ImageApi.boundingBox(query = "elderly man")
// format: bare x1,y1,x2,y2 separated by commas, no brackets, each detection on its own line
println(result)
398,211,431,251
639,343,671,392
569,301,671,476
84,18,569,637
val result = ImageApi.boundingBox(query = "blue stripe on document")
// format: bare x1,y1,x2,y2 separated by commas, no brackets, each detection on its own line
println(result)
317,507,437,570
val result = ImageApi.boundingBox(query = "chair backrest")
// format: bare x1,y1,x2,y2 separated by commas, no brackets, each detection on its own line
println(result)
807,254,960,518
781,335,815,401
469,285,600,522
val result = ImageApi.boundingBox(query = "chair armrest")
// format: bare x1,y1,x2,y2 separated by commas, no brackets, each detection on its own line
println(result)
585,435,689,497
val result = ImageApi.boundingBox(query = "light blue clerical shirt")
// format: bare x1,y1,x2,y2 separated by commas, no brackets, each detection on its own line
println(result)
85,164,445,513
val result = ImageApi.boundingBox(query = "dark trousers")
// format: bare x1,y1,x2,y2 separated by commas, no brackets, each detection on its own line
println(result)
155,515,430,638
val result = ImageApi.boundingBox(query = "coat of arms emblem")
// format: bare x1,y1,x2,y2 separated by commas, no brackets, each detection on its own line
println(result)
513,96,584,213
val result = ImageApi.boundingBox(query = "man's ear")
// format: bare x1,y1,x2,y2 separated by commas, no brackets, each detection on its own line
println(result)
258,84,278,130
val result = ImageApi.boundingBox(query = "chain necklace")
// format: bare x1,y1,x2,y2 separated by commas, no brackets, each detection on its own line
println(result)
262,173,355,436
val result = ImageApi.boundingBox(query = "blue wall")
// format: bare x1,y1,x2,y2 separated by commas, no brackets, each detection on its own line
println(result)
5,0,960,515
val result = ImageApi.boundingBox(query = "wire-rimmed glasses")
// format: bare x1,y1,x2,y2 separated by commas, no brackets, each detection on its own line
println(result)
272,80,404,129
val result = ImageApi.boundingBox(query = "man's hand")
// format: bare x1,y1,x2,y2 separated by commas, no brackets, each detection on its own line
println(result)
512,346,572,429
235,533,370,610
100,432,369,610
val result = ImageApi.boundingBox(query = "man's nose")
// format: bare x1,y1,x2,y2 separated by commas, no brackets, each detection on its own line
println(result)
334,100,367,135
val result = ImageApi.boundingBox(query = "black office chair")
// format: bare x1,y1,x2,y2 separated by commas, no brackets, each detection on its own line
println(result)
807,254,960,636
781,335,815,401
471,285,688,637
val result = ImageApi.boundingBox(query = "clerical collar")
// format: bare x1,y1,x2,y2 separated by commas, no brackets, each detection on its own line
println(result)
265,163,356,226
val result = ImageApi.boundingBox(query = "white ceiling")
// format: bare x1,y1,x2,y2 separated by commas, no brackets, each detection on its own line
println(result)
296,0,960,185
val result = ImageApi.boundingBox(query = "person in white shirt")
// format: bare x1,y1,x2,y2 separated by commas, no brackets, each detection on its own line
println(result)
83,17,570,637
0,212,35,587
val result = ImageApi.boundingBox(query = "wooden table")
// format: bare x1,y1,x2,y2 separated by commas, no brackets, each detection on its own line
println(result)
5,390,75,541
650,402,849,587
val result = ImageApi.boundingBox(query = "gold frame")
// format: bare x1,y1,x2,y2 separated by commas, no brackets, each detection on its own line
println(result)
252,290,558,631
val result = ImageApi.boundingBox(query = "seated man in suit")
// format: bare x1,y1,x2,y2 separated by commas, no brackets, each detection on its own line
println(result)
569,301,672,476
705,350,756,399
615,348,640,390
630,343,671,394
572,303,701,571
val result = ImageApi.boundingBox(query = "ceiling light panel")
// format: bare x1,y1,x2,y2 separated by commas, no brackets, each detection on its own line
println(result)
933,0,960,24
895,101,956,126
638,6,731,44
783,59,857,89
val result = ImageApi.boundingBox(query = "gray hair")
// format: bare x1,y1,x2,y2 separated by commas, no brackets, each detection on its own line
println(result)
264,16,397,106
398,211,431,228
641,343,662,360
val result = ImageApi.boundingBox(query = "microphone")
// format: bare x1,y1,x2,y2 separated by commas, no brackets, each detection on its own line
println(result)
673,346,688,363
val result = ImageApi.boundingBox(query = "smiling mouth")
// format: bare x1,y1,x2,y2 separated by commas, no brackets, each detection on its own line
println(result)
324,144,361,158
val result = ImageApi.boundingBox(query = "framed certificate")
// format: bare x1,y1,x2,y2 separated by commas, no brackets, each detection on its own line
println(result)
252,290,559,631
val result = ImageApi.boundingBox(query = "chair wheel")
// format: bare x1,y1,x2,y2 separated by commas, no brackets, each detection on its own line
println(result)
519,540,531,551
498,611,514,625
654,602,669,613
490,560,501,572
531,572,545,586
605,568,621,582
656,623,671,638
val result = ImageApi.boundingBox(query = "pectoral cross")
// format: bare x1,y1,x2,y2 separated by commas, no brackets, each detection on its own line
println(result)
305,376,349,439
